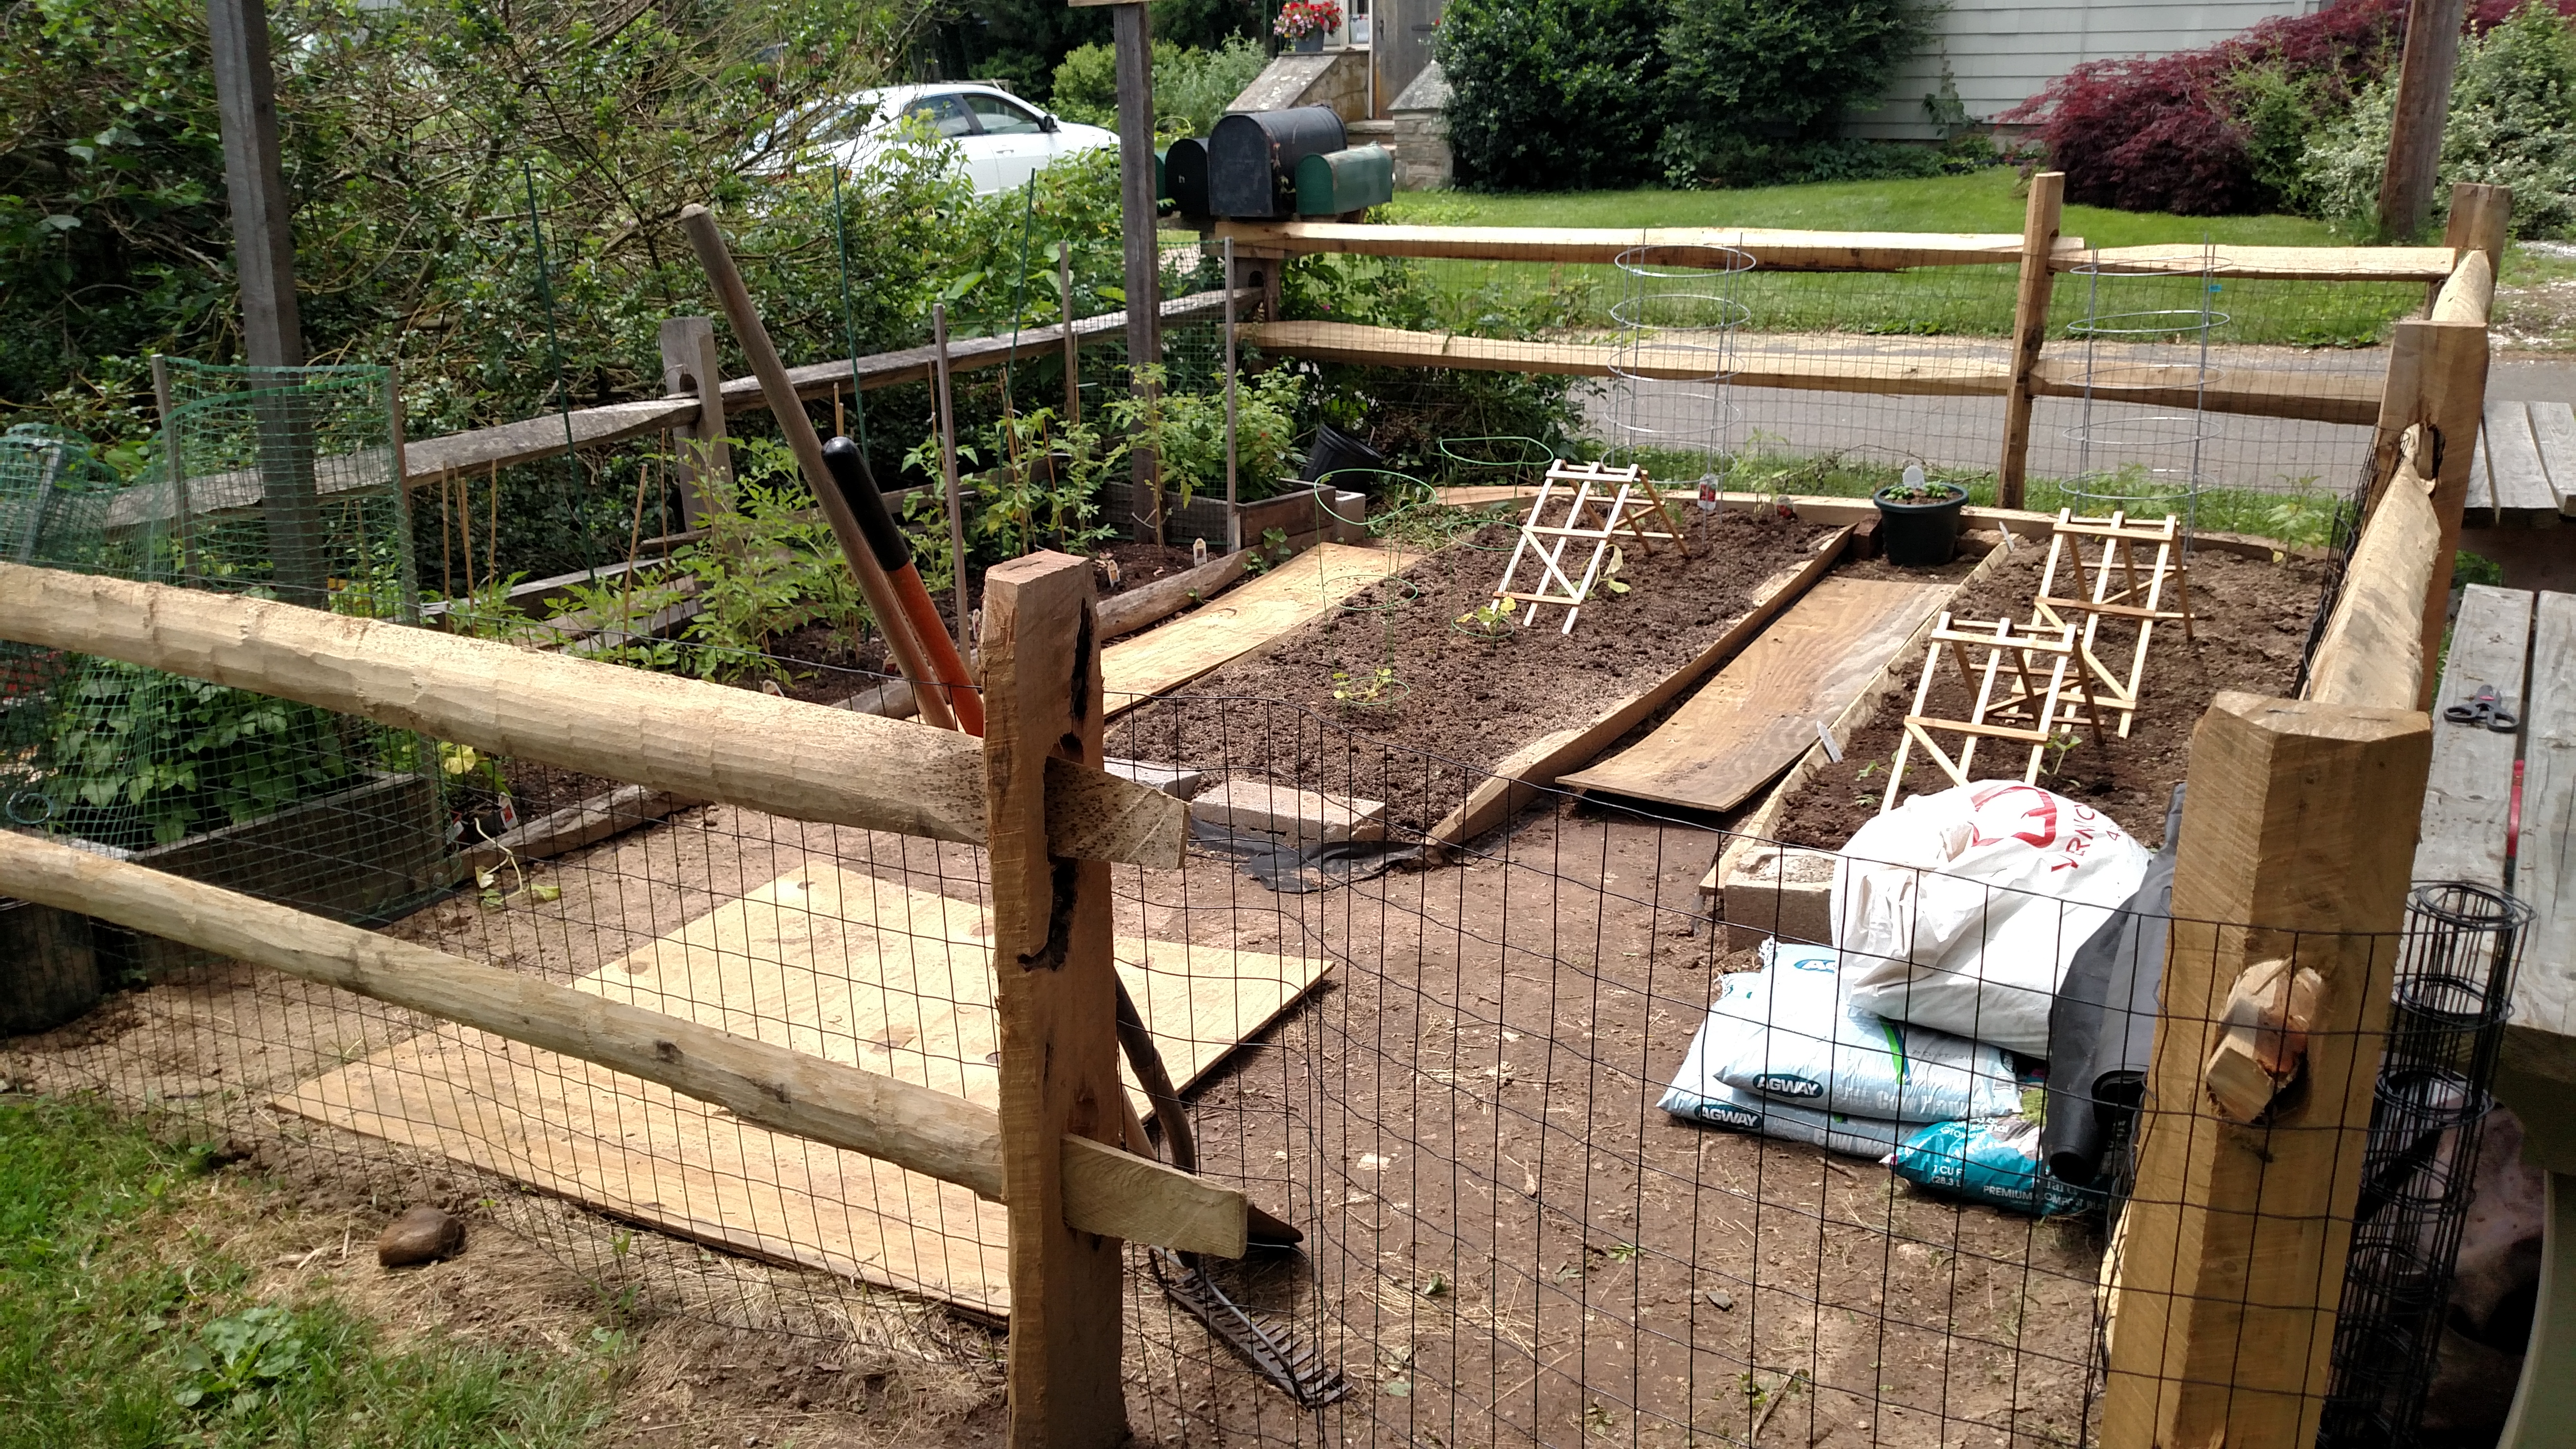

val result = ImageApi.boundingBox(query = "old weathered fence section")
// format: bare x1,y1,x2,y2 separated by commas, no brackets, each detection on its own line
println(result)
0,554,1209,1448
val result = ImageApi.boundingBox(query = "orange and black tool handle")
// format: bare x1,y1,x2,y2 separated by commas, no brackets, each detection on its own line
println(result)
820,437,985,736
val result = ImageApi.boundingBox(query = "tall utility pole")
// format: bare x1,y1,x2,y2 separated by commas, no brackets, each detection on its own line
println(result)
1074,0,1164,541
207,0,328,601
2377,0,2469,242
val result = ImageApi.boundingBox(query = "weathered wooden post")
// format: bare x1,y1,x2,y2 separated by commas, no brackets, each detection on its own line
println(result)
658,316,732,526
981,550,1128,1448
2378,0,2470,242
1997,170,2065,510
2101,691,2434,1449
2364,313,2490,707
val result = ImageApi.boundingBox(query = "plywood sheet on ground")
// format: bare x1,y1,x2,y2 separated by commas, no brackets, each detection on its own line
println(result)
1559,576,1954,813
277,865,1328,1316
1101,541,1417,713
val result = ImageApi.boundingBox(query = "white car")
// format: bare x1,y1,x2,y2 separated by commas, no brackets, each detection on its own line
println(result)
806,83,1119,195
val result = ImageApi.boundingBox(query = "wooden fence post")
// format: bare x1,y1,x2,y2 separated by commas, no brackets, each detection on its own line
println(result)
658,316,731,526
1997,171,2065,510
2444,182,2513,278
982,550,1127,1449
2364,318,2489,707
2100,691,2433,1449
2378,0,2470,242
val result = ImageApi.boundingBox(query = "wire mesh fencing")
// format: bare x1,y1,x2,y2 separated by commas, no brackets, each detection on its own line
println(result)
0,611,2480,1449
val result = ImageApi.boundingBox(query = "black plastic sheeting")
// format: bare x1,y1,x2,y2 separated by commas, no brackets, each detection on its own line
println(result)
2042,782,2184,1191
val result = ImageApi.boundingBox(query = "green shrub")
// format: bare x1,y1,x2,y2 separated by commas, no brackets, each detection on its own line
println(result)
2298,2,2576,235
1656,0,1930,187
1049,36,1266,138
1438,0,1672,190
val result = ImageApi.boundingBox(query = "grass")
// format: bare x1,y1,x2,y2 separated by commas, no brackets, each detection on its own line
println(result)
1362,172,2427,348
1381,169,2360,248
0,1095,624,1449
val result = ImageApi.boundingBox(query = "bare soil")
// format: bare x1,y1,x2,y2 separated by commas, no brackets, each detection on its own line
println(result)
1773,540,2325,852
1117,510,1834,831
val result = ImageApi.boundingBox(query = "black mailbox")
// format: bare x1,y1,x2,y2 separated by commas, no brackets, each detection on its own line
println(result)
1208,107,1346,220
1165,136,1211,217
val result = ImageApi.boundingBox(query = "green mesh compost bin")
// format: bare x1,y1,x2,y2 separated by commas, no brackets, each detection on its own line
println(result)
0,365,451,983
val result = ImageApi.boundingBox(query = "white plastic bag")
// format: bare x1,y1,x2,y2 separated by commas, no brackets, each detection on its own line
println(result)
1713,942,2022,1124
1659,975,1905,1158
1831,781,2149,1055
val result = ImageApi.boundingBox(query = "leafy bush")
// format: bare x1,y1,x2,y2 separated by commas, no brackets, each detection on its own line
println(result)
1049,37,1267,138
1438,0,1672,190
2299,2,2576,235
1657,0,1929,185
2008,0,2576,217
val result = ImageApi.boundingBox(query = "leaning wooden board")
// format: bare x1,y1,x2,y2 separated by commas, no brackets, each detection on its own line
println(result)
2487,401,2559,517
2533,401,2576,517
2507,591,2576,1135
1100,541,1419,715
1700,536,2021,896
278,865,1328,1317
1559,576,1955,813
1423,528,1850,852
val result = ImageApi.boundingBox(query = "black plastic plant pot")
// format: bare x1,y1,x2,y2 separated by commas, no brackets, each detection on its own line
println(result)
1873,483,1968,567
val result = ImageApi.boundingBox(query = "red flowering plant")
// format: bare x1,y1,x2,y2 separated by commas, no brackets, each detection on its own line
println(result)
1274,0,1344,41
2003,0,2575,215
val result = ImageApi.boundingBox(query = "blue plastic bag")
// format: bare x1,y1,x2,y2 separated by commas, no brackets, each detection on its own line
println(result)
1886,1116,2102,1216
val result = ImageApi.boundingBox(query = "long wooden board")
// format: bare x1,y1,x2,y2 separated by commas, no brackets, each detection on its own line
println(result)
2488,401,2559,514
278,866,1328,1316
1424,528,1850,852
2412,585,2533,889
1558,576,1954,813
2531,400,2576,517
2503,593,2576,1131
2055,243,2455,283
1248,322,2382,426
1100,541,1416,713
1215,221,2044,271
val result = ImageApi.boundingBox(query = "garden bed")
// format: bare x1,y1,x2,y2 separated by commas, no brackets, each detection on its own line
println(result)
1770,541,2327,852
1115,509,1837,833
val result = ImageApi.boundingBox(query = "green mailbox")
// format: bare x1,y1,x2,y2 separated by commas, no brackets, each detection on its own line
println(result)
1294,144,1394,218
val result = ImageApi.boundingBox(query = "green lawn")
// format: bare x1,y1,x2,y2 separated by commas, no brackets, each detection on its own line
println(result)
1380,169,2359,248
1359,172,2425,348
0,1096,623,1449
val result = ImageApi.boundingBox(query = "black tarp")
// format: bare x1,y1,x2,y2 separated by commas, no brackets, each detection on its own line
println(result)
2042,783,2185,1188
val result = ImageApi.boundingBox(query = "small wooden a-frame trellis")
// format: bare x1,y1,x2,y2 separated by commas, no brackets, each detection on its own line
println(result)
2027,509,2195,738
1881,613,2107,812
1489,460,1690,634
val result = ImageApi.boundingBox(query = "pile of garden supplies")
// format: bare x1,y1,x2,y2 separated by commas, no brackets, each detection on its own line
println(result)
1663,780,2184,1215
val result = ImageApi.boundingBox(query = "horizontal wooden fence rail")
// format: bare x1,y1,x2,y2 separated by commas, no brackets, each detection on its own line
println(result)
0,829,1245,1257
2308,426,2446,711
0,563,1187,867
1215,221,2458,283
1247,321,2385,427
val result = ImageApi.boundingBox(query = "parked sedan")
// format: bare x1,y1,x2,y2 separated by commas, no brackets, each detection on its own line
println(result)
808,83,1118,195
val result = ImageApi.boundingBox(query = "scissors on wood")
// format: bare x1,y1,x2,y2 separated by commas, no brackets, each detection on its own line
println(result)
2443,684,2518,732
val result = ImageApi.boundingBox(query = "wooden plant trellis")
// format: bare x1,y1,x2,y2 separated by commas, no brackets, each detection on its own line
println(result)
1489,460,1691,634
2028,509,2196,737
1882,613,2107,812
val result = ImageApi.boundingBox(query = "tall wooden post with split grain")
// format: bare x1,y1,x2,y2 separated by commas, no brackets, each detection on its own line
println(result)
2100,690,2433,1449
1997,171,2065,510
982,550,1127,1448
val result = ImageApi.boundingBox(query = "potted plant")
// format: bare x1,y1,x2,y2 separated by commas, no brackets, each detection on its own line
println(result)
1275,0,1342,52
1872,464,1969,567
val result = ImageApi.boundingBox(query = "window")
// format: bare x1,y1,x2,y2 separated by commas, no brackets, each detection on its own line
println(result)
903,94,975,139
964,92,1046,136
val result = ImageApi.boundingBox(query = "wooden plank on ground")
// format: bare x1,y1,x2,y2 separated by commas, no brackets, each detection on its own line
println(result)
1100,541,1416,712
2412,585,2534,888
2488,401,2558,514
277,865,1328,1317
2469,415,2497,520
1558,576,1952,813
2529,400,2576,516
2502,593,2576,1151
1424,528,1849,852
